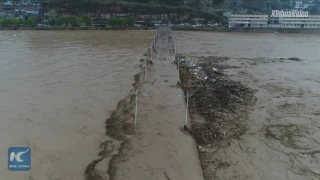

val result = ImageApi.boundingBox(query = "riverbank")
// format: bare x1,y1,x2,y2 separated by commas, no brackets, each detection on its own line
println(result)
0,26,152,30
173,27,320,34
3,26,320,34
4,26,320,34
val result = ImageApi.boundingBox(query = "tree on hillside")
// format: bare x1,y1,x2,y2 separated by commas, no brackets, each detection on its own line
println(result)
27,16,37,26
108,17,135,27
81,15,92,26
68,16,82,26
0,18,19,26
49,17,57,25
119,18,127,26
108,17,117,26
126,17,135,26
20,18,27,25
12,18,20,25
55,17,64,26
48,16,91,26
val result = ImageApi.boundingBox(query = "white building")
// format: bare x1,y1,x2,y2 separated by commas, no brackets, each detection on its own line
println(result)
270,15,320,28
228,14,269,28
270,10,320,28
229,10,320,28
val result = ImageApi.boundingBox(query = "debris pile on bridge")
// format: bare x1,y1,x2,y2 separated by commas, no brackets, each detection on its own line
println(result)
178,55,256,149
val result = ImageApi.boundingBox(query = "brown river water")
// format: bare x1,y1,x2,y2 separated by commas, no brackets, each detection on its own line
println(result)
1,30,320,180
0,30,152,180
176,31,320,180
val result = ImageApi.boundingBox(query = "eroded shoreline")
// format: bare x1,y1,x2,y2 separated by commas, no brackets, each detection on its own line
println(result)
84,49,148,180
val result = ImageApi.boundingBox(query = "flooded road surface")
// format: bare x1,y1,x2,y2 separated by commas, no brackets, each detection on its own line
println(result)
176,32,320,179
0,30,152,180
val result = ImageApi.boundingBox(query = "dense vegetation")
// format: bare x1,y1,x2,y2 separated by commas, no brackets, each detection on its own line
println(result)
47,16,135,27
46,0,185,6
0,16,36,26
48,16,92,26
44,0,226,7
0,15,137,27
108,17,135,27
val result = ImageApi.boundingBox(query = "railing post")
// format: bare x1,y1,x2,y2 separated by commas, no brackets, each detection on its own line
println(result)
134,89,138,127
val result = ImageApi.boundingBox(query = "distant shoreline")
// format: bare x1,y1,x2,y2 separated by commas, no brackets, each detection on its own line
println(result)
173,27,320,34
0,26,152,30
3,26,320,34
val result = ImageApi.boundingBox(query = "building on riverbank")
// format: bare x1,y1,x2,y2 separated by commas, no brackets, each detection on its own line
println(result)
229,10,320,28
270,10,320,28
228,14,269,27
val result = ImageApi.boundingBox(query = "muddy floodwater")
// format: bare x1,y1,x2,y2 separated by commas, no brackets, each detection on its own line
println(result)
176,32,320,180
0,30,152,180
2,30,320,180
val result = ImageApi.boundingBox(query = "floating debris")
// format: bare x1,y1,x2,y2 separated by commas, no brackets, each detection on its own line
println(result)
178,55,256,146
212,67,218,72
288,57,303,61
